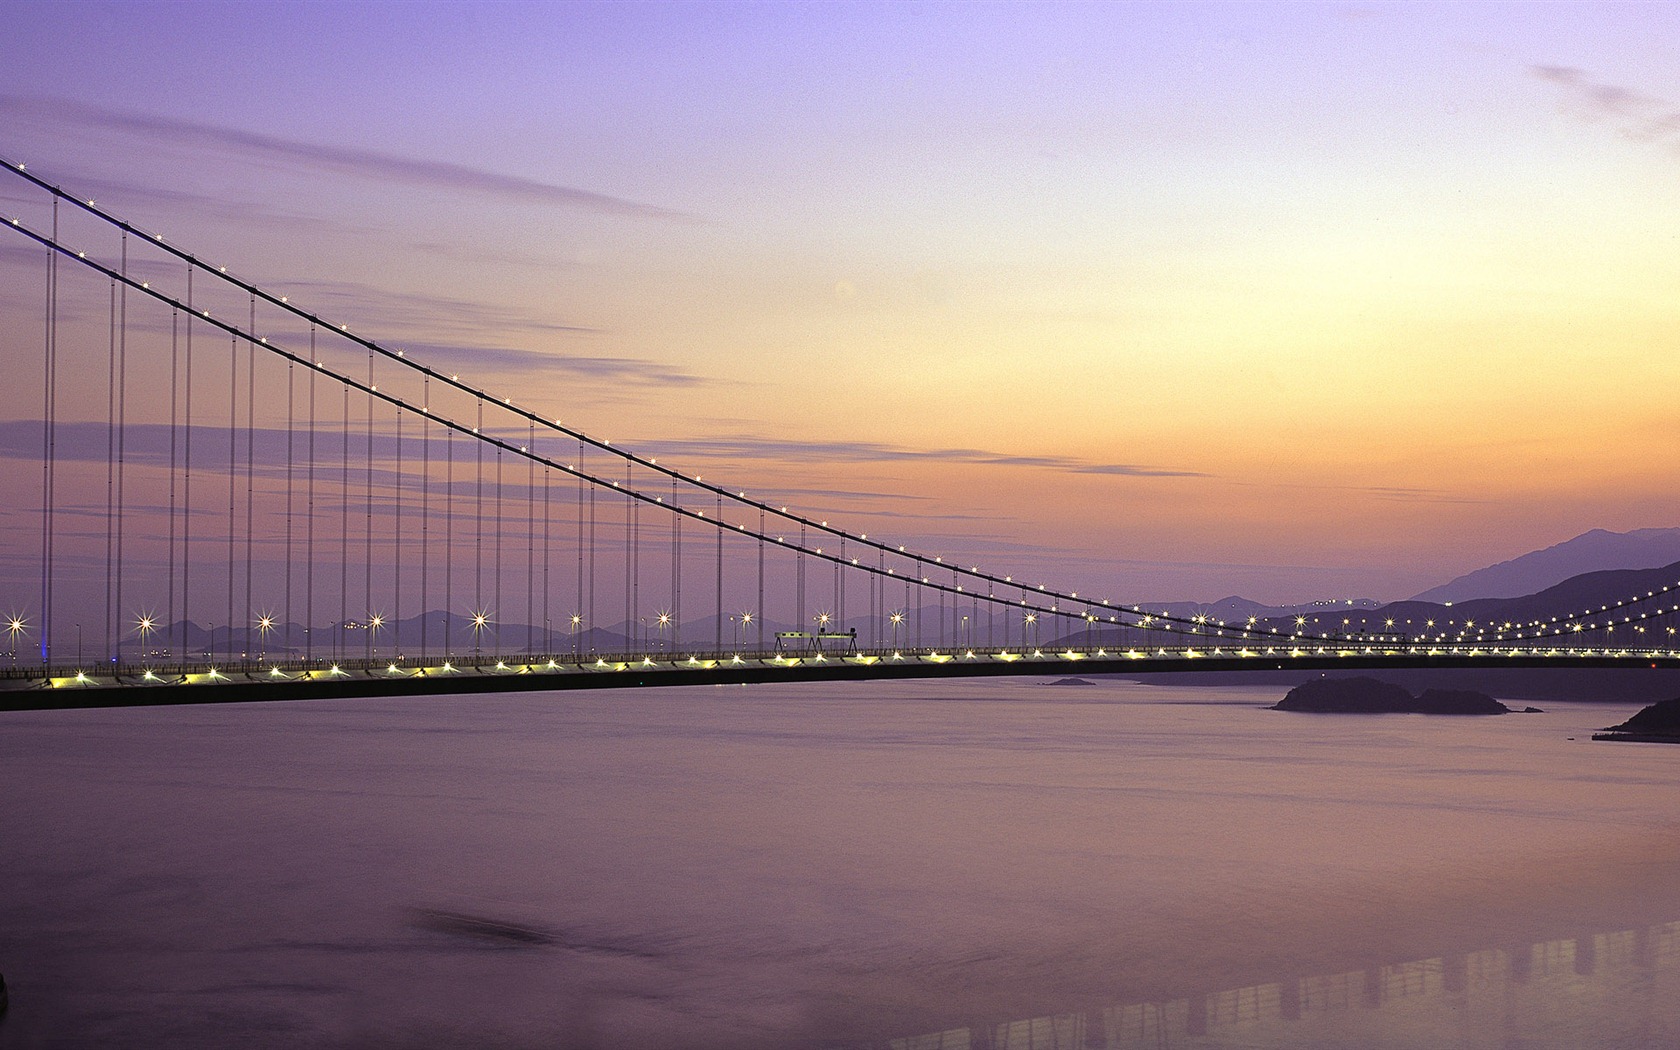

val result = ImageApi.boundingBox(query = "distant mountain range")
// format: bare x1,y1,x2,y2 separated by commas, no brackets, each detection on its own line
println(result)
122,527,1680,664
1410,527,1680,604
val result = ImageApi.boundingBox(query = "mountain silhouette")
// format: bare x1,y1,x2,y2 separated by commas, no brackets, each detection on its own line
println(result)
1412,527,1680,604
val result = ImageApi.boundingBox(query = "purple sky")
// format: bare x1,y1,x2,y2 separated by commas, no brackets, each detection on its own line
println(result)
3,1,1679,605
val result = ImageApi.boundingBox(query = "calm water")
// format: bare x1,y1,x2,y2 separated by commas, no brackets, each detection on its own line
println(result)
1,678,1678,1049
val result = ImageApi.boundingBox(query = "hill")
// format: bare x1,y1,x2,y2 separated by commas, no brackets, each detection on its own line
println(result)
1412,527,1680,604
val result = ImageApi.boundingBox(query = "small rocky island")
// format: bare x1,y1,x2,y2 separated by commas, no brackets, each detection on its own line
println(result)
1272,677,1512,715
1594,698,1680,743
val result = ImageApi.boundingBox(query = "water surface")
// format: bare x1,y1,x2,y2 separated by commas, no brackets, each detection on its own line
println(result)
1,678,1676,1048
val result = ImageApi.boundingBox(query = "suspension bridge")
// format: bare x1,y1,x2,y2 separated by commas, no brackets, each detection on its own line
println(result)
3,155,1678,711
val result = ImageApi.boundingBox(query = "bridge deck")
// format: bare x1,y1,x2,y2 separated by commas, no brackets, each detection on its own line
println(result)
4,645,1678,712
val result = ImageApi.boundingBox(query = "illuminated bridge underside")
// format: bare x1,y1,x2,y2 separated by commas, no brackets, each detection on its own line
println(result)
4,646,1678,712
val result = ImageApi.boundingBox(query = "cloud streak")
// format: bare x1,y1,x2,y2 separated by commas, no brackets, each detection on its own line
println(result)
1,95,697,222
637,436,1207,477
390,341,703,387
1531,65,1680,146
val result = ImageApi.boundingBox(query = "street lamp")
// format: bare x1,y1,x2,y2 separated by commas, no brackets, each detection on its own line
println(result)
570,614,582,655
256,614,275,660
890,611,903,650
6,615,26,665
470,610,490,658
367,612,385,660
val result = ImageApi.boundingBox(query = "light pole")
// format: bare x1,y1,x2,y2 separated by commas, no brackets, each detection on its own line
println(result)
740,611,753,652
890,611,903,651
471,610,489,659
570,614,581,656
136,614,156,661
76,622,83,666
7,616,25,665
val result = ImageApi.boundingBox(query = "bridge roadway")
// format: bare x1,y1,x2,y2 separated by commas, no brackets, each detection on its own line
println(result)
3,644,1679,712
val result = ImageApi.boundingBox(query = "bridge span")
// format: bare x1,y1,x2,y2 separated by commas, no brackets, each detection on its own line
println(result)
5,644,1678,712
5,156,1679,707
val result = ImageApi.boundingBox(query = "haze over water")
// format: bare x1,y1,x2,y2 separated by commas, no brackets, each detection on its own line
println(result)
2,679,1678,1048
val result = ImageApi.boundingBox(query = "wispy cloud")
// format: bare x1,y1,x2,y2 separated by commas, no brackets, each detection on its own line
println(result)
1,95,697,222
261,279,599,340
391,341,703,387
636,436,1207,477
1243,479,1491,505
1531,65,1680,146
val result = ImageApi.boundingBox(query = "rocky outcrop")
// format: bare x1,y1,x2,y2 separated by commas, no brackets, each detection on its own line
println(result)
1272,677,1509,715
1594,697,1680,742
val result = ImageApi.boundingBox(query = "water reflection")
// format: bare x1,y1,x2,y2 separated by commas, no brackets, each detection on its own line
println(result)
875,920,1680,1050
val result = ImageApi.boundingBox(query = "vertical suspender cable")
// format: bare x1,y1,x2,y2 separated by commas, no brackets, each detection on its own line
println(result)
524,420,530,651
624,458,632,649
880,547,893,648
365,348,375,659
838,539,846,636
245,294,256,652
305,327,316,662
339,383,350,660
587,451,596,652
444,422,454,656
757,508,765,650
474,397,483,629
661,480,675,651
285,354,294,655
907,577,915,649
542,442,551,655
40,196,57,664
575,442,584,650
495,445,504,651
115,234,127,662
714,491,722,651
393,406,403,660
167,309,179,658
420,377,429,658
182,266,194,657
105,268,116,658
226,330,237,659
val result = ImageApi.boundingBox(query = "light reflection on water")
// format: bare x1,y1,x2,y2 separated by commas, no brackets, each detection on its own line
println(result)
886,920,1680,1049
0,678,1677,1048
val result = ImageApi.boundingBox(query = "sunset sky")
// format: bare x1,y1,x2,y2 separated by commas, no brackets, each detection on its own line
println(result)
3,0,1677,605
